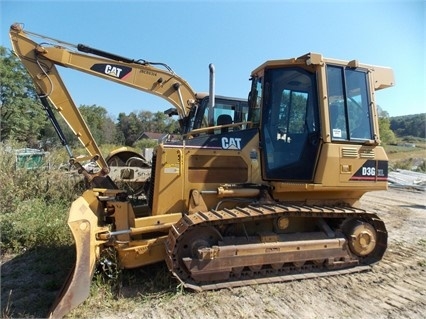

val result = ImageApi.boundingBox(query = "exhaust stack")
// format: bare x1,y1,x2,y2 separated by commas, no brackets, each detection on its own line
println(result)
208,63,215,125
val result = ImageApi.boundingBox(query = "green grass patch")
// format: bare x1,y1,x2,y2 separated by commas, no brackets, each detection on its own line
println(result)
384,140,426,172
1,198,72,253
67,263,183,318
1,143,78,317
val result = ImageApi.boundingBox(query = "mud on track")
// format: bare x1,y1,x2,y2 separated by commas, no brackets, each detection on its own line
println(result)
95,188,426,319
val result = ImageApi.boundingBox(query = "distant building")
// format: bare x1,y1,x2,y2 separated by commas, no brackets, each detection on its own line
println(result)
138,132,180,143
138,132,169,142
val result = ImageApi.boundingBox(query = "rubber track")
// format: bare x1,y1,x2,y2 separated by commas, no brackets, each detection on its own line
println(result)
165,203,388,291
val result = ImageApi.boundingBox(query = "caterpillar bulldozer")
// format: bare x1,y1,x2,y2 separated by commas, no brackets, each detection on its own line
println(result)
9,23,394,319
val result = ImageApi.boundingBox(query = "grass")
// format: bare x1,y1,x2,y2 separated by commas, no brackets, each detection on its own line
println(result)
384,138,426,171
67,263,183,318
1,246,75,318
0,142,77,318
0,143,74,253
0,142,183,318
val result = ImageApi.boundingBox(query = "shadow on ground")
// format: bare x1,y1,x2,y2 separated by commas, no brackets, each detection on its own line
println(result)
1,246,74,318
118,262,180,299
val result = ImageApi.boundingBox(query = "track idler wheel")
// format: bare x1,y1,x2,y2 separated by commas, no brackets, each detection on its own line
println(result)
175,226,222,280
345,220,377,257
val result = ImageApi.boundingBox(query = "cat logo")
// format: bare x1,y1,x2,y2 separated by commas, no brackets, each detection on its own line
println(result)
90,63,132,79
221,137,242,150
105,65,123,77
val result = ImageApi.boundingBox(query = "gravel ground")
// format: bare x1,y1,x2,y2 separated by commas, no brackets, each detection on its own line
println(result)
94,187,426,319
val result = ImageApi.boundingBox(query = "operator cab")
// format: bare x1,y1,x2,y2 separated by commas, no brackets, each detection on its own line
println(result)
249,53,378,183
165,95,249,135
194,95,249,131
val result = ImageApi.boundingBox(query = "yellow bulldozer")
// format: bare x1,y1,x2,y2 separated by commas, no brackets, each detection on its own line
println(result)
9,23,394,318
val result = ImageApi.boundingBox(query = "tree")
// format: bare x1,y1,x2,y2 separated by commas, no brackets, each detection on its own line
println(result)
137,110,154,133
378,116,397,144
377,106,396,144
136,110,180,134
79,104,117,145
161,112,181,134
116,112,144,146
152,111,168,133
0,46,46,146
39,112,77,149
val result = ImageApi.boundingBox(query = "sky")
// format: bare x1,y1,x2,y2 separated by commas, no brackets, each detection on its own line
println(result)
1,0,425,119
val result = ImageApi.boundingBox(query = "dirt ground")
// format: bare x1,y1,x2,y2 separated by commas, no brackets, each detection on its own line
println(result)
94,187,426,319
2,187,425,318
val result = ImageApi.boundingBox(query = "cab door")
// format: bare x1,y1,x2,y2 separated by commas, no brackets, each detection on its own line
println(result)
260,67,321,182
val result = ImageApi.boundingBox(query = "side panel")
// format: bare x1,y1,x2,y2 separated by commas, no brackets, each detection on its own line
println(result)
151,144,186,215
150,129,261,215
271,143,388,205
316,143,388,187
188,155,247,183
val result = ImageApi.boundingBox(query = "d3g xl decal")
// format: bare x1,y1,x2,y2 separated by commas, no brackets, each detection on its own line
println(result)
350,160,388,181
90,63,132,79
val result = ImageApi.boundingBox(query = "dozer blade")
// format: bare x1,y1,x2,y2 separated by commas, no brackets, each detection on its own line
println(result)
48,194,106,319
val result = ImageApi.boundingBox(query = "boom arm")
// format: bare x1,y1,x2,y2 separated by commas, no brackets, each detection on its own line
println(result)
9,23,198,169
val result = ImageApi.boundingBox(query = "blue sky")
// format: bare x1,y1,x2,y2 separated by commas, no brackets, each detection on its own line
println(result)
1,0,424,119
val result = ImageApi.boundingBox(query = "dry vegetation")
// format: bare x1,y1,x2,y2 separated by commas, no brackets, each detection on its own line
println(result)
386,139,426,171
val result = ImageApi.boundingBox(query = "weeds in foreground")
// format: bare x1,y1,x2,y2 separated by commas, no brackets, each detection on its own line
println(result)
0,143,75,253
1,290,13,319
0,142,77,317
66,262,183,318
1,141,183,318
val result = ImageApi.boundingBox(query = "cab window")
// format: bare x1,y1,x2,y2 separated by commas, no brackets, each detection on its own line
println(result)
199,98,249,130
327,65,373,141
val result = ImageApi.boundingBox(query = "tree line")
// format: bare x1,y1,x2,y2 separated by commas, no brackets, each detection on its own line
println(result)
377,108,425,142
390,114,426,139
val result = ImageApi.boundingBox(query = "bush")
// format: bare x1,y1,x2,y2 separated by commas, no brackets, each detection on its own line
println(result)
0,198,71,252
0,142,77,252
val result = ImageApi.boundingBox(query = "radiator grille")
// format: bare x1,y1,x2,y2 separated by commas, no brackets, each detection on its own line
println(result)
341,147,358,158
